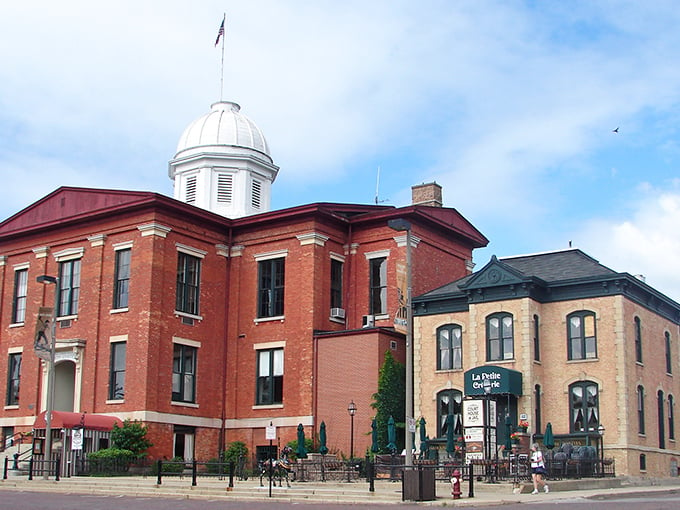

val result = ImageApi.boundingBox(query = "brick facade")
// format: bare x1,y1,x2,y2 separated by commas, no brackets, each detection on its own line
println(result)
0,187,486,464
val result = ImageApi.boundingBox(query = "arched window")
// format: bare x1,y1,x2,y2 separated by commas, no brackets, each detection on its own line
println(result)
637,385,645,434
666,332,672,374
669,395,675,441
658,390,666,449
486,313,514,361
569,381,599,432
437,389,463,438
533,315,540,362
534,384,542,434
634,316,643,363
567,311,597,360
437,324,463,370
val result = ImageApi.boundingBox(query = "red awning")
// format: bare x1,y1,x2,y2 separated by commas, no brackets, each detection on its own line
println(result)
34,411,123,432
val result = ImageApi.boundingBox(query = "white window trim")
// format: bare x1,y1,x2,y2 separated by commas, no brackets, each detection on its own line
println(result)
364,249,390,260
13,262,29,271
176,243,207,259
53,247,84,262
254,249,288,262
173,336,202,349
113,241,134,251
253,341,286,351
7,346,23,354
330,252,346,263
109,335,128,343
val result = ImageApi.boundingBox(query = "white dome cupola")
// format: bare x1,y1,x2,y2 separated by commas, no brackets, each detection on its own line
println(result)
169,101,279,218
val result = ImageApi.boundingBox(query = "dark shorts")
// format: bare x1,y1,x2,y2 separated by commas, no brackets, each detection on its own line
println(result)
531,467,546,475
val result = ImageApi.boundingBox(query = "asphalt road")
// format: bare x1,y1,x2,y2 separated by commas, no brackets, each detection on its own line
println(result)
2,491,680,510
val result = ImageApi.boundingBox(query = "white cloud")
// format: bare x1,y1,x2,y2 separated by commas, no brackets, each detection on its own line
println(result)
576,184,680,302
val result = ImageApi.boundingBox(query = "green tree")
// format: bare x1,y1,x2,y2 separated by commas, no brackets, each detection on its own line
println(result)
222,440,249,465
110,419,153,457
371,350,405,453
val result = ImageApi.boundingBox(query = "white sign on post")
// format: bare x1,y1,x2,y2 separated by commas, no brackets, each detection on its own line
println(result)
265,424,277,440
72,429,83,450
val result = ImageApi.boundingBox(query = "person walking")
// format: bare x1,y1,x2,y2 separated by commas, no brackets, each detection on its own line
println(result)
530,443,549,494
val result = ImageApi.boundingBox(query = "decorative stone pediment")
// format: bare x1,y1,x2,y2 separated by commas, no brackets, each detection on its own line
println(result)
458,256,527,290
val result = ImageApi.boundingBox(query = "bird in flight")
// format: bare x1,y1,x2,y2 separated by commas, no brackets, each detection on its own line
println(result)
612,127,619,133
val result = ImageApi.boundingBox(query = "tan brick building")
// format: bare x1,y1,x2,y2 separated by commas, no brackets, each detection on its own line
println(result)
413,249,680,477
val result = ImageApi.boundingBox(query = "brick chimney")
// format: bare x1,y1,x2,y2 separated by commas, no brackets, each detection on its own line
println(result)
411,182,442,207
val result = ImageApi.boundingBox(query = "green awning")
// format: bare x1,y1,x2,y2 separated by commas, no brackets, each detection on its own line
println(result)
464,366,523,396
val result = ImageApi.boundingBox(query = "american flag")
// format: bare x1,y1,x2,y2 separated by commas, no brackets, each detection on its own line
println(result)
215,18,225,47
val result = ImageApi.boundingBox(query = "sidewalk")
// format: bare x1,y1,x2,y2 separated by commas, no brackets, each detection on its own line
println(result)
2,473,680,505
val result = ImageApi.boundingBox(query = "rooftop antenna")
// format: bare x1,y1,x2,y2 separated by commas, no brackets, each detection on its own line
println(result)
215,14,226,101
375,167,388,204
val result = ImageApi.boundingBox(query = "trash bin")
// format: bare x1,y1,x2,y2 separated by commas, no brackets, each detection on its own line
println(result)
402,466,436,501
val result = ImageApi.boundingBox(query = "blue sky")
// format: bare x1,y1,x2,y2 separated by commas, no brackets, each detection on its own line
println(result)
2,1,680,300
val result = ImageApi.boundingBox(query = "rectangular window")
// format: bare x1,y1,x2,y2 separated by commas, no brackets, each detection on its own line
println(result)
12,269,28,324
6,353,21,406
176,253,201,315
258,258,285,318
109,342,126,400
113,249,131,309
256,348,283,405
59,259,81,316
330,259,343,309
369,257,387,315
172,344,196,403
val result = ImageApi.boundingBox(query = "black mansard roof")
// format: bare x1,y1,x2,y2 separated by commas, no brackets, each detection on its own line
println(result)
414,249,680,324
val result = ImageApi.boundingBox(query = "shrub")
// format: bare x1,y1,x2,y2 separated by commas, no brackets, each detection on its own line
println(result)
87,448,135,474
110,420,153,457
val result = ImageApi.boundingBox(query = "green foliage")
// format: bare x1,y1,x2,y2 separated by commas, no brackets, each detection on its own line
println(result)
162,456,186,473
110,419,153,456
150,457,186,474
371,350,405,453
286,438,315,459
222,440,249,465
87,448,135,474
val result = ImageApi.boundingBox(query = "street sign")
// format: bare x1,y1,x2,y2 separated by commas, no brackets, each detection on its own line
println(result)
265,424,276,440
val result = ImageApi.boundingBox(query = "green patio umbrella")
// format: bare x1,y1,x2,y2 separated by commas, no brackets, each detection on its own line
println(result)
386,416,397,452
371,418,379,453
319,421,329,455
445,414,455,455
544,422,555,450
296,423,308,459
419,417,428,455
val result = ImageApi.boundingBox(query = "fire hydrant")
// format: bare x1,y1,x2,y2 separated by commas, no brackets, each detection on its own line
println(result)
451,468,462,499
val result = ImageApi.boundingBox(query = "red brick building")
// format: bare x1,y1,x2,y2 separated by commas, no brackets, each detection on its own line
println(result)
0,182,487,463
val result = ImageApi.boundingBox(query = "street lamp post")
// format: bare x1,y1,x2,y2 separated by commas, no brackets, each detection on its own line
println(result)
387,218,413,468
482,379,492,481
36,274,59,479
482,379,492,460
348,400,357,459
598,424,606,476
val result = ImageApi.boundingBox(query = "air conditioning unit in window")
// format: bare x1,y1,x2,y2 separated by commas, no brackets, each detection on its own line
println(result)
330,307,346,319
362,314,375,328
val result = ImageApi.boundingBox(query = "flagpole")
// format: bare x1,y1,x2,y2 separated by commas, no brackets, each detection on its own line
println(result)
219,13,226,102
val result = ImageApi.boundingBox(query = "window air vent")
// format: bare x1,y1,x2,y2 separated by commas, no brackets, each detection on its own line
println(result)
181,316,195,326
